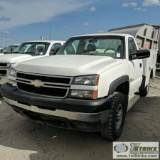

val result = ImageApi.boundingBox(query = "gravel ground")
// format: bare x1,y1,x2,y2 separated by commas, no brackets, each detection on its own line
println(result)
0,76,160,160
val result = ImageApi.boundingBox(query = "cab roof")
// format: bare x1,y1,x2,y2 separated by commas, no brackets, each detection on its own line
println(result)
25,40,65,43
72,33,129,38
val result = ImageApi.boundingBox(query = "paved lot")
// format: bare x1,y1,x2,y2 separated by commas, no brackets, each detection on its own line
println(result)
0,76,160,160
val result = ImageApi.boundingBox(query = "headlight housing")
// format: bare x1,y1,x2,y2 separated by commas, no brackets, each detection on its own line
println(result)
7,63,11,68
72,75,99,86
8,68,16,77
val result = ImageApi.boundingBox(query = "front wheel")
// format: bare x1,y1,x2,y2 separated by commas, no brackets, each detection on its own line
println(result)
101,92,127,141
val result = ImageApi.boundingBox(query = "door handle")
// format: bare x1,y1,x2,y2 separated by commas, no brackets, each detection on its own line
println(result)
140,63,142,68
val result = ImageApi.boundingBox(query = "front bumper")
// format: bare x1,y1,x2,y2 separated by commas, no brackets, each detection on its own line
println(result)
1,84,112,132
4,98,110,131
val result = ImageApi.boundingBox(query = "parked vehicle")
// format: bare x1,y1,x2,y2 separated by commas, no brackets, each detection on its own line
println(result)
0,48,3,53
0,40,65,85
109,23,160,76
0,47,6,53
1,24,158,140
0,44,20,55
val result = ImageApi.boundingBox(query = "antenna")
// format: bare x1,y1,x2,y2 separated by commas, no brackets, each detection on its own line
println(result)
40,36,44,40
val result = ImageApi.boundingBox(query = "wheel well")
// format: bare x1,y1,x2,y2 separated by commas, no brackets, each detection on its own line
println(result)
115,81,129,95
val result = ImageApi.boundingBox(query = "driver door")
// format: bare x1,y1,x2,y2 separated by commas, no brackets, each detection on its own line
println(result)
128,37,143,95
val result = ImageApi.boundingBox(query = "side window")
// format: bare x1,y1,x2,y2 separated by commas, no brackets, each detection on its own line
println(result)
64,40,79,54
65,43,75,54
36,44,45,53
50,43,62,55
51,43,62,50
128,37,137,55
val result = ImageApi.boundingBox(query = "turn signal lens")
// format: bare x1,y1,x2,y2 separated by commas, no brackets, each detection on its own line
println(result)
69,90,98,99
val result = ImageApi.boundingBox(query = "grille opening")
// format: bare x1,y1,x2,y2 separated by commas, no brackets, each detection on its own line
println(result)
17,72,71,85
18,101,30,106
0,63,7,67
37,106,56,111
16,79,30,83
0,70,7,75
17,82,67,97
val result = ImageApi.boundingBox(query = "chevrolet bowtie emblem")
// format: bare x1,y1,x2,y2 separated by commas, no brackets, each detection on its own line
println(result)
31,80,44,88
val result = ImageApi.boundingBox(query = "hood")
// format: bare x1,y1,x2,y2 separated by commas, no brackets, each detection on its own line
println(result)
14,55,124,76
0,54,32,63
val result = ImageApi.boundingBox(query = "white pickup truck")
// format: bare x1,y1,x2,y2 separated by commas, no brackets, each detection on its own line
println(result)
0,44,20,55
1,33,151,140
0,40,65,85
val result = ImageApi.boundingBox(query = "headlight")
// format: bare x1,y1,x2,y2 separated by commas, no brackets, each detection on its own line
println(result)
72,75,99,86
69,90,98,99
8,68,16,77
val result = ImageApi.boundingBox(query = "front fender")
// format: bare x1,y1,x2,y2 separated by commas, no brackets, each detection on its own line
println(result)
108,75,129,95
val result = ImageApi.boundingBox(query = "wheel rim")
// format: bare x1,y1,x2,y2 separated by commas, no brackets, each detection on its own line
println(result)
115,104,123,130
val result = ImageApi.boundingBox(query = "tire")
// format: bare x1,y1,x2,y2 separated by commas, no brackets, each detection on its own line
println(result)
101,92,127,141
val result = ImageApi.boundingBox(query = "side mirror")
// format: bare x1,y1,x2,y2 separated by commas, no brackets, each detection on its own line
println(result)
130,50,150,60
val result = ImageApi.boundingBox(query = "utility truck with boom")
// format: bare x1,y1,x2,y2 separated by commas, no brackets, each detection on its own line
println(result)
109,23,160,77
1,24,158,140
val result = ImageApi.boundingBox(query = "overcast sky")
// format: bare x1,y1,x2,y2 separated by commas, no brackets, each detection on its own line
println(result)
0,0,160,47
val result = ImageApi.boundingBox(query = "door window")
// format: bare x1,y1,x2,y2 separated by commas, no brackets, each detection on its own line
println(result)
128,37,137,55
51,43,62,50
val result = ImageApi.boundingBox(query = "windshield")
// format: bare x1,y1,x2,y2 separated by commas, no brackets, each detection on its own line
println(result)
3,45,19,53
12,42,50,55
57,36,125,59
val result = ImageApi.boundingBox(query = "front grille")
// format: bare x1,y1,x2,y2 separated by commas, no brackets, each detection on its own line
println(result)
17,82,68,97
17,72,71,85
0,63,7,76
0,70,7,75
16,72,72,98
0,63,7,67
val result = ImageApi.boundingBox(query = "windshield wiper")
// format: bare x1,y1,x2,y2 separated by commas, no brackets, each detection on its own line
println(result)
24,52,36,55
84,52,98,55
25,52,43,56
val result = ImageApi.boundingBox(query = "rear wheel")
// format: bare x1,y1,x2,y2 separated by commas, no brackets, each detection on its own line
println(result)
101,92,127,141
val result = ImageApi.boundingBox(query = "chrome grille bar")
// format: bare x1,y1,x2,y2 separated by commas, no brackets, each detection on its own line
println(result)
16,72,72,98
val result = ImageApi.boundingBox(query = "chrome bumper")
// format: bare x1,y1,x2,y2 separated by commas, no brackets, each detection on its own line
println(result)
4,97,110,123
